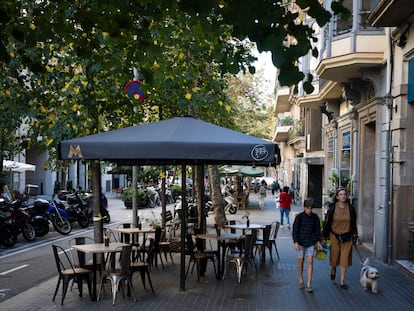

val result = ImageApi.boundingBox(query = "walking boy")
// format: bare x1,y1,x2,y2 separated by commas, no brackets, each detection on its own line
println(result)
292,198,322,293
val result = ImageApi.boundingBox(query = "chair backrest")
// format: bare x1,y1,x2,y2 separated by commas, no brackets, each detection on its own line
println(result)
185,234,196,258
270,221,280,240
165,210,173,223
117,223,131,243
119,245,132,275
145,239,156,265
154,227,162,249
244,229,258,260
52,244,76,276
68,236,94,267
262,225,272,243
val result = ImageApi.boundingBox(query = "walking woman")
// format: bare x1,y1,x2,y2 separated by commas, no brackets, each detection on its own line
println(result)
322,188,358,289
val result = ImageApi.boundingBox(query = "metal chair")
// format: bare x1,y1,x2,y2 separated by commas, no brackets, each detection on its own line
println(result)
185,233,217,281
130,239,155,293
223,230,258,283
68,236,95,269
267,221,280,260
52,244,92,305
97,245,137,305
254,224,272,265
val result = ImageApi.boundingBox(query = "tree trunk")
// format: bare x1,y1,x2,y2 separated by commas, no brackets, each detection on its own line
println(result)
195,165,205,231
208,165,227,226
91,161,103,243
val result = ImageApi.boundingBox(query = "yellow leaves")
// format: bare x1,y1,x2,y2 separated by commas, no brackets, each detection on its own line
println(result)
71,104,78,112
218,100,223,106
40,105,47,113
102,32,109,39
152,62,160,70
81,81,88,88
149,21,156,30
192,87,200,93
82,33,87,38
30,23,36,31
45,138,54,146
185,93,192,100
159,171,166,178
178,52,185,60
45,65,52,73
225,104,231,112
5,90,10,96
9,51,15,58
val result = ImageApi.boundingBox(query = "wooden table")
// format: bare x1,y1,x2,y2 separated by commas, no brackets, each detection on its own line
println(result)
72,242,128,300
112,227,155,245
194,232,242,279
224,223,265,234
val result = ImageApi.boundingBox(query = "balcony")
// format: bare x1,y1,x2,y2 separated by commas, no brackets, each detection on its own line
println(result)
274,86,292,113
316,28,387,83
273,116,293,142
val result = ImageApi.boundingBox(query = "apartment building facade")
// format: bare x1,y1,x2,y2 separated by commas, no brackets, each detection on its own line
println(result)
274,0,414,265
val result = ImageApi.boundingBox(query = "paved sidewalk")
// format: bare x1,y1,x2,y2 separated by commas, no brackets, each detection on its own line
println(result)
1,192,414,310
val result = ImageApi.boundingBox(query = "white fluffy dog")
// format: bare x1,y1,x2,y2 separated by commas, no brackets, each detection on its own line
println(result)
360,258,379,294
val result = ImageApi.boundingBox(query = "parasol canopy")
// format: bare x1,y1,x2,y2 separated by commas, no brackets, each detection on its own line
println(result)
3,160,36,173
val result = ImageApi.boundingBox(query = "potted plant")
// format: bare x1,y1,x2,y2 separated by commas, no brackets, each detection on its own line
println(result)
121,188,133,209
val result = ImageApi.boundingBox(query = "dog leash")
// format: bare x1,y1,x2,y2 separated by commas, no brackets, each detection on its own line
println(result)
353,240,365,264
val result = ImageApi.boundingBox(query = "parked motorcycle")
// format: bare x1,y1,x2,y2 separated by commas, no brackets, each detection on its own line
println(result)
0,199,17,247
0,198,36,242
83,193,111,223
26,203,50,237
32,198,72,235
54,192,89,228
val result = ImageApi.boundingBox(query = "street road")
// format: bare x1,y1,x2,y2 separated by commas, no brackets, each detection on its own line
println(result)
0,197,172,302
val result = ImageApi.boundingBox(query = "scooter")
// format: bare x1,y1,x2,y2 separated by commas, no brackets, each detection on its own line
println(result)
83,193,111,223
223,195,237,214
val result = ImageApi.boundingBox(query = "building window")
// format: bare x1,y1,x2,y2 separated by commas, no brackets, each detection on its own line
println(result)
333,0,353,36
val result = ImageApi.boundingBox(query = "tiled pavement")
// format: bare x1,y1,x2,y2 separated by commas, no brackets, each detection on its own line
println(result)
2,193,414,310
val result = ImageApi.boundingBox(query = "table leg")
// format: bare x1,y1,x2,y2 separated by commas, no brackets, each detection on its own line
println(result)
91,253,97,301
217,241,222,280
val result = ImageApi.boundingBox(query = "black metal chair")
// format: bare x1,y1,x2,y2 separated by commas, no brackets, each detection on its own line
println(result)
185,233,217,281
130,238,155,293
254,224,272,265
52,244,92,305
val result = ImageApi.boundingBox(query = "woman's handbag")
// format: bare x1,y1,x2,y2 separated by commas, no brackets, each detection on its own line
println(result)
333,231,352,243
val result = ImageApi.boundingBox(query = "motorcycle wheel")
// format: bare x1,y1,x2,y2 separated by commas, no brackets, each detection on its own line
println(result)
0,224,17,247
52,214,72,235
22,224,36,241
77,212,90,228
33,219,49,237
228,205,237,214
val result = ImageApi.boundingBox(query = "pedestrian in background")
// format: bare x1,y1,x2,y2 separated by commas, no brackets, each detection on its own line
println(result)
271,180,280,195
279,186,292,228
258,180,267,210
292,198,322,293
322,187,358,289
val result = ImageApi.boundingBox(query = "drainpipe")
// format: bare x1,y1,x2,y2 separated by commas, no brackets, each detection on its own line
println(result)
351,111,358,207
384,27,393,264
